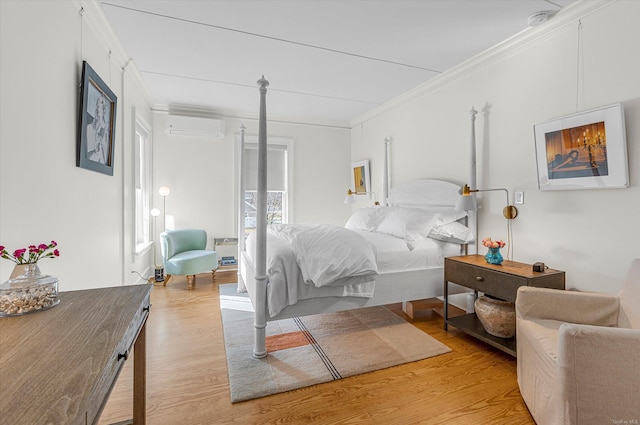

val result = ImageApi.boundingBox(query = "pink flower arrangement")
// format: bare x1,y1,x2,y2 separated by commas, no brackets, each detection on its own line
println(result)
0,241,60,264
482,237,506,249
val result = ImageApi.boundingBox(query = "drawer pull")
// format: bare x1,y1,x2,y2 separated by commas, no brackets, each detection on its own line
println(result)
117,350,129,361
143,305,151,313
475,276,484,282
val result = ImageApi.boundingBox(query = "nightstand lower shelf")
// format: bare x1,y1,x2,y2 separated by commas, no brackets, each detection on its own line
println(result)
446,313,516,357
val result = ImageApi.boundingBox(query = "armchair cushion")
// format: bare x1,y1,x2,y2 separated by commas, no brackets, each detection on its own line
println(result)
516,286,619,326
166,250,217,276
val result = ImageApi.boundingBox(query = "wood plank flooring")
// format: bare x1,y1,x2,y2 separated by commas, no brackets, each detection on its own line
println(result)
98,271,535,425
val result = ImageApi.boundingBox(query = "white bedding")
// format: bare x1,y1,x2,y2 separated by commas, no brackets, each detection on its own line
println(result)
244,225,460,318
269,224,378,287
353,230,461,273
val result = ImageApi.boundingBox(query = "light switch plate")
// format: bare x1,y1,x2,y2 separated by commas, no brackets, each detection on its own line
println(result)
515,191,524,205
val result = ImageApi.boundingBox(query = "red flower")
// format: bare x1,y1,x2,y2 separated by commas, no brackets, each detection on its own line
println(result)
0,242,61,264
482,237,506,249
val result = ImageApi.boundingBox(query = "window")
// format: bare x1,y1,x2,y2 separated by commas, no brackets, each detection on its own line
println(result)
239,137,293,235
244,191,284,230
134,114,152,253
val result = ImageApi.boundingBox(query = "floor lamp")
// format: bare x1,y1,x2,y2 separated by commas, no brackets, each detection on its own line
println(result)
158,185,171,231
150,207,163,282
156,185,171,282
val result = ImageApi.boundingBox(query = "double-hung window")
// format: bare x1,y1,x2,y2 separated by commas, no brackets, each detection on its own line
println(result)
134,114,152,253
241,137,294,235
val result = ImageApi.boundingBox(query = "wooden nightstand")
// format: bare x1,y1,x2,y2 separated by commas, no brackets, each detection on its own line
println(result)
444,254,565,356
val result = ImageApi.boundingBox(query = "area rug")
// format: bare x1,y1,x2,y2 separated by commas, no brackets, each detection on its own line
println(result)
219,283,451,403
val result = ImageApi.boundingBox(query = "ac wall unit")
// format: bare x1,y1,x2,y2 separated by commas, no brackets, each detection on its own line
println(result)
165,115,225,139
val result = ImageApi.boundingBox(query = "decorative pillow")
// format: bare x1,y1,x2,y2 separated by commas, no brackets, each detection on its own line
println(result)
428,221,475,244
376,207,439,242
345,207,385,232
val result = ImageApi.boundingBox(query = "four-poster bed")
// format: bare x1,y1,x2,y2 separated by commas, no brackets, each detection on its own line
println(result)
239,77,478,358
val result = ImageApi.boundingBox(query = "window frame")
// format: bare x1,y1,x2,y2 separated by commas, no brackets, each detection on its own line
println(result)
236,135,294,236
133,112,152,255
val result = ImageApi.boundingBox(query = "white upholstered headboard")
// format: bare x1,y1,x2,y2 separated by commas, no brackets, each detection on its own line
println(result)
387,179,461,209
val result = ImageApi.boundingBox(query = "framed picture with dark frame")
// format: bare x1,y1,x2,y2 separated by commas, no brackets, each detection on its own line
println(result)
77,61,117,176
351,160,371,196
534,103,628,191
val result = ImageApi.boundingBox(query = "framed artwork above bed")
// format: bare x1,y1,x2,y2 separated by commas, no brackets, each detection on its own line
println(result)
351,160,371,196
534,103,628,191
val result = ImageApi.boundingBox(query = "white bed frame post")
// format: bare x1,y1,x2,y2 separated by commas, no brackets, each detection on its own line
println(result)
237,124,246,289
382,137,391,206
468,107,478,254
253,77,270,358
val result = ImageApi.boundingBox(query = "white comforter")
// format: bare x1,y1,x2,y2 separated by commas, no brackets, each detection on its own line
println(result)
244,224,378,317
269,224,378,287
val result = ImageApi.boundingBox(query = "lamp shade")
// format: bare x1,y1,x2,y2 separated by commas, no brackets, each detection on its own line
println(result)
455,193,477,211
158,186,171,197
344,189,357,204
150,208,161,217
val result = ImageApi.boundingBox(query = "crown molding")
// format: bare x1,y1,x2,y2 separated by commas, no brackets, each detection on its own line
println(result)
350,0,616,128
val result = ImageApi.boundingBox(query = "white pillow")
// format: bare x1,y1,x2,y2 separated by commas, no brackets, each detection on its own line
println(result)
345,207,385,231
428,221,475,244
434,209,468,225
376,207,439,241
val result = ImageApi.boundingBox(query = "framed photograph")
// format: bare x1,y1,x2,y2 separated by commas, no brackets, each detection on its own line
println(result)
351,160,371,196
534,103,628,191
77,61,117,176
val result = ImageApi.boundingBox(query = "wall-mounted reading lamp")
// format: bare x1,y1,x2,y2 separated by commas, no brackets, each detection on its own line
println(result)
455,184,518,219
344,189,380,205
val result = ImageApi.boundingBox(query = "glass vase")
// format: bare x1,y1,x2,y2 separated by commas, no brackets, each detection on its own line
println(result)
0,263,59,316
10,263,41,279
485,247,503,265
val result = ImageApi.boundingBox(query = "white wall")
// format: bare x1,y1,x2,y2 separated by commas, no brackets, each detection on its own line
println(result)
152,113,352,255
0,0,154,289
0,0,351,290
351,0,640,293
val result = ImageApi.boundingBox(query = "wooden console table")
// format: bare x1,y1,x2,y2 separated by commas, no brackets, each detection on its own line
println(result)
0,284,152,424
444,255,565,356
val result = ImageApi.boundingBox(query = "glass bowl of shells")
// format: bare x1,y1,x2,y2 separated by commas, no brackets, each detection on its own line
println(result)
0,264,59,316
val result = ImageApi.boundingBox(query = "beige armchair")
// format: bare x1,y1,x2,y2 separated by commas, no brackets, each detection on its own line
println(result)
516,259,640,425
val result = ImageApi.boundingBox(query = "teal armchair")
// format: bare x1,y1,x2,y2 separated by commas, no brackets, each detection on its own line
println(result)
160,229,218,289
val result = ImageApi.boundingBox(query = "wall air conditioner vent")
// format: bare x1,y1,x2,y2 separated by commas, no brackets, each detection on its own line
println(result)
165,115,225,139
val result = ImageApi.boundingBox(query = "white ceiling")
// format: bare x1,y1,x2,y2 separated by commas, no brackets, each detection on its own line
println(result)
100,0,577,126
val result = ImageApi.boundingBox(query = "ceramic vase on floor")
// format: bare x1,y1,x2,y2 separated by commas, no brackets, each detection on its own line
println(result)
474,295,515,338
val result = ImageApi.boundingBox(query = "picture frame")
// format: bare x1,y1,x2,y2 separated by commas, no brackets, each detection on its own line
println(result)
534,103,628,191
351,160,371,196
77,61,117,176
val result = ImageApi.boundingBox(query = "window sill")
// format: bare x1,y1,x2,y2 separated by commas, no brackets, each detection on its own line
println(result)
135,241,153,256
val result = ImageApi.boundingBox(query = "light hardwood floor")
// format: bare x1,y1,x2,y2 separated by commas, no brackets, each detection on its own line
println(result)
99,271,535,425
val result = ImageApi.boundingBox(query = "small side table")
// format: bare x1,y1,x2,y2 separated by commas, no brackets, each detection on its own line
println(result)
214,237,239,272
444,254,565,356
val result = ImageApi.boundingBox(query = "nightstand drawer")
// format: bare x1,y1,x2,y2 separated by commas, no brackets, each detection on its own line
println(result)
445,262,526,301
